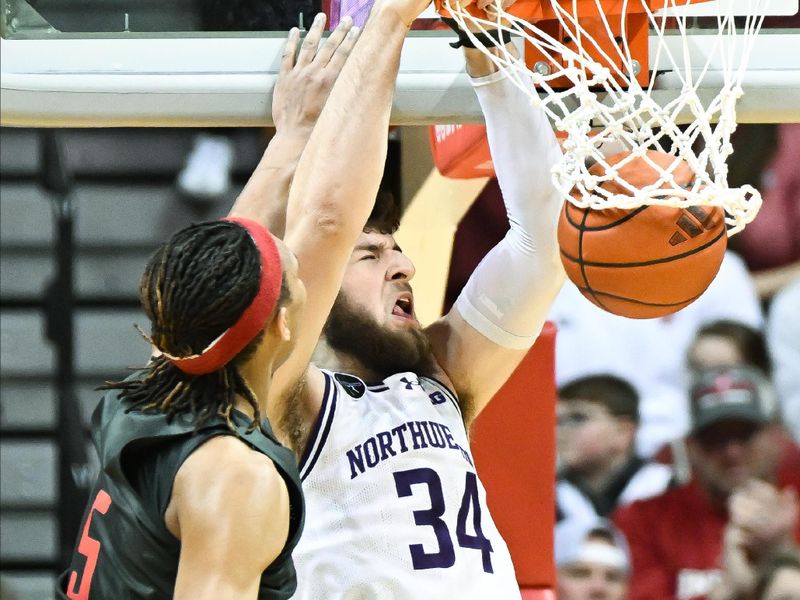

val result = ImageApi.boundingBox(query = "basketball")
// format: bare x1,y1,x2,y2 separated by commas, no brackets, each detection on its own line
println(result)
557,150,728,319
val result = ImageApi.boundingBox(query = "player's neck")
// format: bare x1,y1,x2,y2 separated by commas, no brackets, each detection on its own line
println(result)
312,338,383,383
236,351,277,420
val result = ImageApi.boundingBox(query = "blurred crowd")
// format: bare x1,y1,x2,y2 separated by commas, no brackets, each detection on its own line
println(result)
552,125,800,600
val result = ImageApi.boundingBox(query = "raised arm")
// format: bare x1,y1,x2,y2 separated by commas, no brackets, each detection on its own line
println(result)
270,0,432,415
228,15,357,236
426,34,566,423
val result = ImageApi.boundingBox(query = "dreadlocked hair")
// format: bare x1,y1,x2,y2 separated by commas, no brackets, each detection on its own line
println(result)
100,220,290,433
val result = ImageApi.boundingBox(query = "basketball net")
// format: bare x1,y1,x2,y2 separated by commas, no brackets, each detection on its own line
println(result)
443,0,769,234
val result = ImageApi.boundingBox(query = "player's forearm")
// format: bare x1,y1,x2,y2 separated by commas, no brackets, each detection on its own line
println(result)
453,58,566,348
229,131,310,238
481,70,563,270
285,5,408,243
474,67,563,231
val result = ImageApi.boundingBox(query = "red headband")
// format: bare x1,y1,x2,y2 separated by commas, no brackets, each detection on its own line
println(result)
167,217,283,376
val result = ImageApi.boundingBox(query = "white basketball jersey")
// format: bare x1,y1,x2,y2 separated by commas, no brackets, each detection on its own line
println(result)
292,370,521,600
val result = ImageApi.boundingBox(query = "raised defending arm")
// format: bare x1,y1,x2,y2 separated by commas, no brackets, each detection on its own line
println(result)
271,0,432,416
229,15,357,235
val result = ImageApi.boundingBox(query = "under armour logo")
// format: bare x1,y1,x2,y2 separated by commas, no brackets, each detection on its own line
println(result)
399,376,423,390
669,205,720,246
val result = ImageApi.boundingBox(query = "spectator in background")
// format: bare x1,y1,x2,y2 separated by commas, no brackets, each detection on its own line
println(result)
613,365,800,600
684,319,798,480
687,320,772,376
556,517,631,600
548,250,763,459
766,278,800,443
670,319,774,483
556,375,673,529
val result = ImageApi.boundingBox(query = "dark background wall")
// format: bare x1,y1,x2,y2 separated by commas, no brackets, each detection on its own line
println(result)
0,126,265,596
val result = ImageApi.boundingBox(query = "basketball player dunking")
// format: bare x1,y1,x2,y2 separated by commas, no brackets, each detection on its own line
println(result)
260,1,567,597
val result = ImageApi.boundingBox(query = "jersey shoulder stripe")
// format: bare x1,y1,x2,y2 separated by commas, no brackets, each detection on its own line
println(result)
299,371,338,481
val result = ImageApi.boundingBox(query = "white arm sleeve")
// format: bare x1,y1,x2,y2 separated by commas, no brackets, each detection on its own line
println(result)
454,69,566,349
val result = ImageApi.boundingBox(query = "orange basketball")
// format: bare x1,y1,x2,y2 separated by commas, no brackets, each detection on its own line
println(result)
557,150,727,319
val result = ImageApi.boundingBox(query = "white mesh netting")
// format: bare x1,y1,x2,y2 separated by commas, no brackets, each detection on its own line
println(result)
444,0,770,234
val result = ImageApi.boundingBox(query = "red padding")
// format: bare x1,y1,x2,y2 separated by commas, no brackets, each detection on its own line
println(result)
521,588,557,600
471,322,557,589
429,124,495,179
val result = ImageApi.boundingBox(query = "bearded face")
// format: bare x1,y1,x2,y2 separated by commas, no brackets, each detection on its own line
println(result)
323,290,437,382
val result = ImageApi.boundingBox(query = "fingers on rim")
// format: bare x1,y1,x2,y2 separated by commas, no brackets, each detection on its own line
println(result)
326,25,361,71
296,13,328,66
280,28,301,73
316,17,355,66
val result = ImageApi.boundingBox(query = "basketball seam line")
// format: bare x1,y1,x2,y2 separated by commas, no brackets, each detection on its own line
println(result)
564,204,650,231
576,206,611,312
572,286,705,308
560,227,726,268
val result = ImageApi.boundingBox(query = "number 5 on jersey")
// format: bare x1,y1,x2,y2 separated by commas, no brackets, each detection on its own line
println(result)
393,467,493,573
66,489,112,600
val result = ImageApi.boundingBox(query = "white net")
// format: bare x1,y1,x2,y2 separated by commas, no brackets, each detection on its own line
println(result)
444,0,770,234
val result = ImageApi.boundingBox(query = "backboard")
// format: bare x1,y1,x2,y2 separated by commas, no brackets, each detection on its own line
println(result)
1,0,798,127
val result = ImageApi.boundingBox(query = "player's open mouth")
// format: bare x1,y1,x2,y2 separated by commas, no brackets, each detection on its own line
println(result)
391,295,414,320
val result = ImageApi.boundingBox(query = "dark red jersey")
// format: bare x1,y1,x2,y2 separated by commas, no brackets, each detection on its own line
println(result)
613,441,800,600
57,378,304,600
